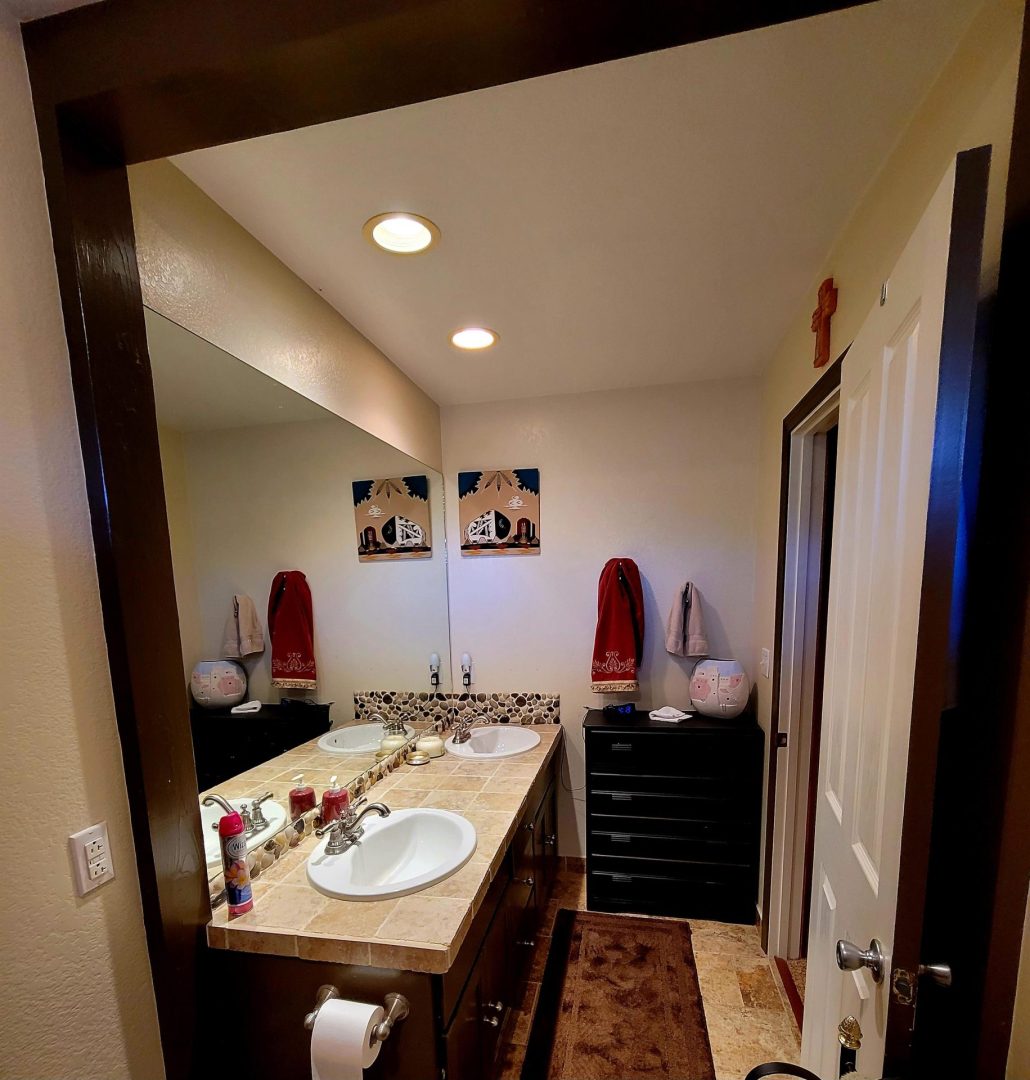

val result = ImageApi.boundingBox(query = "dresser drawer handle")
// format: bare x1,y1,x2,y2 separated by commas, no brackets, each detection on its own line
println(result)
610,834,631,843
612,874,632,883
610,793,632,802
611,742,632,751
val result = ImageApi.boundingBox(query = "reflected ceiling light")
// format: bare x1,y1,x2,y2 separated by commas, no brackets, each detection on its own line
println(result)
363,212,439,254
451,327,498,350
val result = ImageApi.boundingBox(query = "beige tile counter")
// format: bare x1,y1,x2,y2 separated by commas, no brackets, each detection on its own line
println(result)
207,726,563,974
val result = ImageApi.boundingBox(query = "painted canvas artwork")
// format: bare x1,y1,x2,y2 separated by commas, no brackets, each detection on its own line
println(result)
352,476,432,561
458,469,540,556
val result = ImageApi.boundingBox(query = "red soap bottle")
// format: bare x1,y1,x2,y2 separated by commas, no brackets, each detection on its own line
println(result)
321,775,349,824
219,808,253,916
289,773,316,820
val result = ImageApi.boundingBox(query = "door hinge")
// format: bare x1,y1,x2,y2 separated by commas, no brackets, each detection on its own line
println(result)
891,966,917,1007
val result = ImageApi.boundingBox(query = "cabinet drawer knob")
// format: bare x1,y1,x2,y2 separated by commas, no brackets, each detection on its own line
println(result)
543,835,557,846
486,1000,504,1013
517,939,536,948
518,876,535,887
482,1015,500,1028
526,821,535,832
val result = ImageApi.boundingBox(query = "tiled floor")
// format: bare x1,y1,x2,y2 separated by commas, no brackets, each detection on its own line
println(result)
498,872,801,1080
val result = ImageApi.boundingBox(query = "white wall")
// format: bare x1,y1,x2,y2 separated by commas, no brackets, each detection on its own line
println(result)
0,8,164,1077
750,0,1022,916
166,418,451,713
442,379,760,855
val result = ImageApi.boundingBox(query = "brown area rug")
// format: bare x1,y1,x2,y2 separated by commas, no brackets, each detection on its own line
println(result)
522,909,716,1080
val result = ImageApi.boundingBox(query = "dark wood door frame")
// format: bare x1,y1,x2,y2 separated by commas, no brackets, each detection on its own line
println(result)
760,351,844,957
20,3,880,1077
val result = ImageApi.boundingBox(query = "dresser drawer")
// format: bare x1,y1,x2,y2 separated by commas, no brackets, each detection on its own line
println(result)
588,824,754,865
588,769,752,800
588,812,754,844
588,787,754,822
588,730,744,776
588,868,755,923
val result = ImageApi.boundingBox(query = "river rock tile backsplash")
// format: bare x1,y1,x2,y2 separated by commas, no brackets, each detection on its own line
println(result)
354,690,560,726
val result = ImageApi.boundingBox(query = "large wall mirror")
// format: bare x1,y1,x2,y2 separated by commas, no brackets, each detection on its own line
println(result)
147,309,451,872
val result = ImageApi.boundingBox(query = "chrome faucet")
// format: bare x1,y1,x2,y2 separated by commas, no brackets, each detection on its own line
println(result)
450,704,491,745
315,798,391,855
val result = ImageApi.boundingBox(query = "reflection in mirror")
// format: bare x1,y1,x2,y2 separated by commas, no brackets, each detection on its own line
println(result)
147,308,451,867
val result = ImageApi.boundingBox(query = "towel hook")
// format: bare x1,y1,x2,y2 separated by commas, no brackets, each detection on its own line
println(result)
303,986,410,1041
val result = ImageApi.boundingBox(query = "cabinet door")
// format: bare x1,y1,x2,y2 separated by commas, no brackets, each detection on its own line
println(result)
443,958,487,1080
539,784,559,895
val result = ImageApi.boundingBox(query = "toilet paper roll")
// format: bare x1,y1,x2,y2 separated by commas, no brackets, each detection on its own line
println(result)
310,998,385,1080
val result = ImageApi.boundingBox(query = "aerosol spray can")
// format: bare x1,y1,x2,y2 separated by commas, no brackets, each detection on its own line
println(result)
219,807,253,915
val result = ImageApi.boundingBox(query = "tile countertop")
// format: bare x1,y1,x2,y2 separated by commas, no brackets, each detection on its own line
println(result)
207,726,564,974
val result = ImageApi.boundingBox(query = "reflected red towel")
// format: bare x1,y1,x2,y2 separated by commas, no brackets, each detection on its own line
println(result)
591,558,645,693
267,570,317,690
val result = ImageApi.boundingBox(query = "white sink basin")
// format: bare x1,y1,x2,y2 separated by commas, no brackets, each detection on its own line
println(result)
307,808,477,901
445,725,541,760
318,723,413,754
200,797,288,870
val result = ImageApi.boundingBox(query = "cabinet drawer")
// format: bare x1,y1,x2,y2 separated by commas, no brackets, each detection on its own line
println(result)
588,812,754,844
588,868,754,923
588,769,751,799
588,730,741,775
588,825,754,865
589,853,753,889
588,787,754,822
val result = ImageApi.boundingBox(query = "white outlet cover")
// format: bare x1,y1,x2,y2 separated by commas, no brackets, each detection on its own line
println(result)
69,821,115,896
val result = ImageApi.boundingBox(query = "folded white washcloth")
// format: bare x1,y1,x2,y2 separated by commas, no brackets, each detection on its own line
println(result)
230,699,262,714
649,706,691,723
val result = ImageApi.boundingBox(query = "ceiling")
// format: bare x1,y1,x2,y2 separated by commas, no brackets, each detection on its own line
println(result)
2,0,98,19
146,309,328,432
173,0,980,406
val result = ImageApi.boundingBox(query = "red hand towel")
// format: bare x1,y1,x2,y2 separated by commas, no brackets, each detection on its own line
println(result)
591,558,645,693
267,570,317,690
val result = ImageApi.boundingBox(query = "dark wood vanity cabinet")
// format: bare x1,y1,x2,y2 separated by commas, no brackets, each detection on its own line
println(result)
443,765,559,1080
584,710,763,923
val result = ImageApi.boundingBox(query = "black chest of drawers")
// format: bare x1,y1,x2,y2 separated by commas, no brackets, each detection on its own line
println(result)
584,710,764,923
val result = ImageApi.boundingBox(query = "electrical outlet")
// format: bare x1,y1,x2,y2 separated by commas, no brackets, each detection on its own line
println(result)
760,648,771,679
69,822,115,896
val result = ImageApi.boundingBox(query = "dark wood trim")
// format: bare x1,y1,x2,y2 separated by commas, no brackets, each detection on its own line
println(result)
760,350,845,955
18,4,875,1076
773,955,805,1030
883,146,992,1073
22,0,874,165
959,10,1030,1072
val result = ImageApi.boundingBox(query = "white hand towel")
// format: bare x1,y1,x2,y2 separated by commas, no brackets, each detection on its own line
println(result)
664,581,709,658
649,706,690,723
223,594,265,658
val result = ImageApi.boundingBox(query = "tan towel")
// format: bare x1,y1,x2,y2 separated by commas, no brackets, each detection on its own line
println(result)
223,594,265,658
665,581,709,658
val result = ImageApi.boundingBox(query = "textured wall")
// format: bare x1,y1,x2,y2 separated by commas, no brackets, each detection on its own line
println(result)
129,159,443,472
441,379,761,856
750,0,1022,914
0,9,164,1077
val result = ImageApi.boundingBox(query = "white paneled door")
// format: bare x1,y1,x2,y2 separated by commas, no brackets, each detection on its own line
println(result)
801,159,974,1078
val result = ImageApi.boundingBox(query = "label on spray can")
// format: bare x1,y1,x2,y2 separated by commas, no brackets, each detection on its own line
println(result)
222,831,253,911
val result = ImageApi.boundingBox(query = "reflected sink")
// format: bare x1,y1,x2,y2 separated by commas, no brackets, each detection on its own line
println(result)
307,808,477,901
318,723,413,754
200,797,287,870
445,725,541,760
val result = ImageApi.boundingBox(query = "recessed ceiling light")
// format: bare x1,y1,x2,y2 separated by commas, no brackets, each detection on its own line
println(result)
363,212,439,254
451,327,498,350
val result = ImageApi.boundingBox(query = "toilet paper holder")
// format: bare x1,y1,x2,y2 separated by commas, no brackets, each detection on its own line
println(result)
303,986,410,1041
